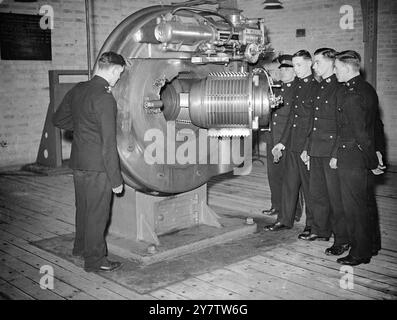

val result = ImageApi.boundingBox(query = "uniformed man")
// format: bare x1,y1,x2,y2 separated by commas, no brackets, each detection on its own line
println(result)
369,113,386,256
331,50,384,266
53,52,125,272
299,48,350,255
264,50,316,233
262,54,302,220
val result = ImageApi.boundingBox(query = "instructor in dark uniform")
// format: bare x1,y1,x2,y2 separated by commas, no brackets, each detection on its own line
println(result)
331,50,384,266
369,112,386,256
263,55,300,217
264,50,316,233
53,52,126,272
300,48,350,254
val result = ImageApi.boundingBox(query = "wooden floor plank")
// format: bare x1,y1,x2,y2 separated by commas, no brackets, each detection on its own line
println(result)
0,261,25,282
0,222,42,242
0,281,35,300
0,193,74,225
164,281,224,300
0,162,396,300
248,254,369,300
0,239,126,300
149,288,188,300
287,242,397,286
0,207,72,236
2,174,74,194
0,213,61,239
304,240,397,272
291,240,397,278
0,250,96,300
181,277,248,300
267,246,397,299
0,259,65,300
231,257,342,300
0,232,149,300
255,251,391,300
4,175,74,207
7,276,65,300
0,200,74,234
225,262,332,300
195,269,284,299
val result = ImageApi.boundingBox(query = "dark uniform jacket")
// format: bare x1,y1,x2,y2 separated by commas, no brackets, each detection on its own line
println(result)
279,74,317,153
332,75,379,169
52,75,123,188
268,78,298,145
305,74,341,157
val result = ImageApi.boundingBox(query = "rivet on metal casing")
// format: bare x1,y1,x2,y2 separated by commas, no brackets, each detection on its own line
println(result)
246,217,254,225
147,245,157,254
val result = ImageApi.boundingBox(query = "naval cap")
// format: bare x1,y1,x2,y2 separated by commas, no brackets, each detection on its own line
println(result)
276,54,293,68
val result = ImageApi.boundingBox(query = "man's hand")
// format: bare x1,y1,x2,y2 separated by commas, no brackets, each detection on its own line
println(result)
300,150,310,170
272,148,283,163
272,143,285,163
371,168,384,176
329,157,338,169
112,184,124,194
376,151,386,170
300,150,308,162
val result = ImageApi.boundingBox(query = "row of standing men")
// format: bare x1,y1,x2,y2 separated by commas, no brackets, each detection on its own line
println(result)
262,49,386,266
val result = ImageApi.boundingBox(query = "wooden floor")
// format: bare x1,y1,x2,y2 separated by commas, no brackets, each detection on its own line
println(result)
0,160,396,300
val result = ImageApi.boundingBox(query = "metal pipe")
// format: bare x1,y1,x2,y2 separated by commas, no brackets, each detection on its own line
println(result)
155,21,216,45
85,0,92,79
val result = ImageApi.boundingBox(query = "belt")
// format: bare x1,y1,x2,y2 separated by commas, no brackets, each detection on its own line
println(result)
339,140,358,149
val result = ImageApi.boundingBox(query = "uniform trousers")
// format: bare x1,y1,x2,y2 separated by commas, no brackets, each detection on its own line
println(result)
338,167,372,259
266,139,285,212
266,141,303,219
278,151,312,228
310,157,349,245
73,170,112,270
367,172,381,253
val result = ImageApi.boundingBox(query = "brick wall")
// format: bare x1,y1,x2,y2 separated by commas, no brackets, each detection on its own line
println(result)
0,0,396,167
377,0,397,166
0,0,181,167
242,0,397,165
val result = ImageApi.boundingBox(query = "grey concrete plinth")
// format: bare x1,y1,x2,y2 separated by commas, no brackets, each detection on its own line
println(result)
107,216,257,265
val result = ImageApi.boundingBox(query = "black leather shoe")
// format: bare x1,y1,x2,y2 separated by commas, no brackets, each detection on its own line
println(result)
297,227,311,239
261,207,278,216
299,233,330,241
337,255,371,266
325,244,350,256
302,226,311,233
263,222,290,231
85,260,123,273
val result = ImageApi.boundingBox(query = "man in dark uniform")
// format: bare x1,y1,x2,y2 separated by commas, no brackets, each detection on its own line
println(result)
369,114,386,256
262,55,302,220
331,50,384,266
53,52,125,272
299,48,350,255
264,50,316,233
